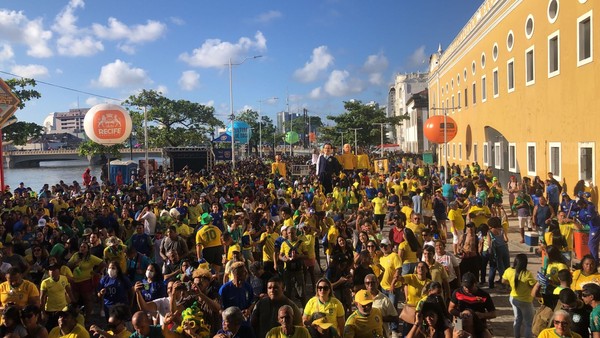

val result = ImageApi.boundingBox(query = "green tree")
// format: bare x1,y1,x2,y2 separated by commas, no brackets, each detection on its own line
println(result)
78,140,123,160
320,100,407,149
5,78,41,110
123,90,223,147
3,121,44,145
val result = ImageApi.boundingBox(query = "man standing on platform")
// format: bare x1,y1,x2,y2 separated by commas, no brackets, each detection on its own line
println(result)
316,143,342,195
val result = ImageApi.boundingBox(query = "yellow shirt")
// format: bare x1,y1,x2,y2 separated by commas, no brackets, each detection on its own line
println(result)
303,233,316,260
326,226,339,255
467,205,491,227
559,222,577,251
226,243,241,261
260,232,279,262
545,262,569,285
106,329,131,338
40,275,70,311
344,307,383,338
303,296,345,333
196,224,223,248
280,240,307,268
48,323,90,338
187,204,202,226
271,162,287,178
401,206,414,222
103,245,127,273
379,252,402,290
571,270,600,291
398,241,418,265
448,208,465,232
501,267,536,302
372,196,386,215
0,280,40,308
69,254,104,283
537,328,582,338
399,274,431,306
266,326,311,338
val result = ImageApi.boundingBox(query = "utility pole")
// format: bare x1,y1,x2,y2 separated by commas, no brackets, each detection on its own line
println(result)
373,123,386,157
430,106,460,182
349,128,362,154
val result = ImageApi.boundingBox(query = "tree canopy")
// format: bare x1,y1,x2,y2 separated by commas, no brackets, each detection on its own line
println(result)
3,78,43,145
123,90,223,147
319,100,407,149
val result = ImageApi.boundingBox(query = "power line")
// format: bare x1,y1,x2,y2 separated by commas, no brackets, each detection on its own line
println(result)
0,70,123,102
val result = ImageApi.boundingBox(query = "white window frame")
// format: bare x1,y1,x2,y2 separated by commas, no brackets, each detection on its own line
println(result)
494,142,502,169
473,143,478,162
548,30,560,78
507,58,515,93
508,143,517,172
548,142,562,180
547,0,559,24
527,142,537,176
525,14,535,40
577,10,593,67
481,75,487,102
459,143,463,160
483,143,489,166
507,30,515,52
578,142,595,184
493,67,499,98
525,45,536,86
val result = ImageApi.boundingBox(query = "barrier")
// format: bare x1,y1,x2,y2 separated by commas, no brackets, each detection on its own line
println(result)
290,165,311,177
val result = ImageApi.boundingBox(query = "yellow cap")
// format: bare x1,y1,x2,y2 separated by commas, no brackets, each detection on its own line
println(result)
354,289,374,305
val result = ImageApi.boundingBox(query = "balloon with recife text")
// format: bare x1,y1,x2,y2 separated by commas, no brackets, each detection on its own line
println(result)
423,115,458,144
83,104,133,145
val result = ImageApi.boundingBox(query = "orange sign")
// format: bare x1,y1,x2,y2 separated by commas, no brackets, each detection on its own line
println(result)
423,115,458,144
84,104,132,145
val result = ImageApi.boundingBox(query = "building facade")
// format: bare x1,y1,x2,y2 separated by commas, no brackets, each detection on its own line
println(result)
45,108,89,137
428,0,599,193
404,89,430,154
388,72,428,149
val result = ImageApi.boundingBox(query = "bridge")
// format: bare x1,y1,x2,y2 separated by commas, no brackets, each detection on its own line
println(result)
3,148,163,168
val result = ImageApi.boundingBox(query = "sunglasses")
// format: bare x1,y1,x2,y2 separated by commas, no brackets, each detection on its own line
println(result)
317,285,330,291
366,245,375,248
365,281,377,285
553,320,569,326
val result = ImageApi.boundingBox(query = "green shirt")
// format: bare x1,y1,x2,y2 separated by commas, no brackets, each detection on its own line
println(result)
591,304,600,332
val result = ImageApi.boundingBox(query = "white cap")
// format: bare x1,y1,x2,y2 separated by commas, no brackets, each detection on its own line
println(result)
380,238,391,246
37,218,47,227
280,225,289,232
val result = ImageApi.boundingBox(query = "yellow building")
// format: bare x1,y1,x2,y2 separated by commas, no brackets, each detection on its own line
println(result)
428,0,599,199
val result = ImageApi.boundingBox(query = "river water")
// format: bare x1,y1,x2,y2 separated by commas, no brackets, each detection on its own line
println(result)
4,156,164,191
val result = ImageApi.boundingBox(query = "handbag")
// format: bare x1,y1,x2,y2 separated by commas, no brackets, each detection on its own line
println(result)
399,304,416,324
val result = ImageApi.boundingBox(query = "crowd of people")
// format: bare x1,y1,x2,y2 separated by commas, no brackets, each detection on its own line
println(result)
0,143,599,338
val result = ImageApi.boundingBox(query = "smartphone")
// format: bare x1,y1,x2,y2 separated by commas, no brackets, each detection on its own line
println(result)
455,318,463,331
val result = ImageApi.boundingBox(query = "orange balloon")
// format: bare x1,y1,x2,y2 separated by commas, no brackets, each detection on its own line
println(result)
423,115,458,144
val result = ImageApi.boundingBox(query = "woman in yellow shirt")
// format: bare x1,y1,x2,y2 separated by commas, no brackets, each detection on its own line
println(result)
394,261,432,335
302,278,345,334
398,228,420,275
501,253,537,338
571,255,600,292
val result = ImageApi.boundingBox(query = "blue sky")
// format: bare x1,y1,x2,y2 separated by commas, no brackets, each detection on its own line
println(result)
0,0,481,126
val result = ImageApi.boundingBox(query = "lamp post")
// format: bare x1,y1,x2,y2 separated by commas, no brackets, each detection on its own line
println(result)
258,97,278,158
336,130,345,154
373,123,386,157
349,128,362,154
430,106,460,183
228,55,262,170
143,106,149,194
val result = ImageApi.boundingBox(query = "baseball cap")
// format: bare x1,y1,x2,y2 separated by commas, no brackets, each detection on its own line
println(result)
354,290,374,305
461,272,477,287
380,238,391,246
200,213,213,225
312,317,334,329
280,225,289,232
37,218,47,227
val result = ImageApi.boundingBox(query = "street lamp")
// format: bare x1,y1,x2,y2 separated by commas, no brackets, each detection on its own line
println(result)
336,130,345,153
373,123,386,157
258,97,278,158
228,55,262,169
349,128,362,154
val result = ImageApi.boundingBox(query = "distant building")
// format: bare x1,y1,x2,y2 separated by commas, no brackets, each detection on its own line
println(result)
44,108,89,138
388,73,428,148
403,89,430,154
276,111,301,134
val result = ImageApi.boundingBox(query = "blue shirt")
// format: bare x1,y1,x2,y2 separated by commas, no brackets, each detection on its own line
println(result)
139,279,166,302
219,281,254,310
546,184,559,204
98,275,132,306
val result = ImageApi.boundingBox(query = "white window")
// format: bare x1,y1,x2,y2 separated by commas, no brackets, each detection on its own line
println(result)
549,142,561,180
526,46,536,86
548,31,560,77
459,143,463,160
507,58,515,92
525,14,535,39
481,75,487,102
509,143,517,172
481,53,486,69
473,144,478,162
493,43,499,61
472,61,476,75
493,68,499,98
494,142,502,169
527,142,537,176
579,142,595,183
483,143,489,166
507,30,515,51
577,11,593,67
472,82,477,104
547,0,559,24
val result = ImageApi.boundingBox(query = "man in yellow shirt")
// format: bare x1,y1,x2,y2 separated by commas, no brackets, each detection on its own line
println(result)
280,227,308,304
378,238,402,307
40,264,74,330
406,213,426,246
0,267,40,311
272,154,287,179
448,201,466,254
259,221,279,273
467,198,491,227
558,211,582,260
196,213,224,274
48,304,90,338
344,290,384,338
372,190,387,231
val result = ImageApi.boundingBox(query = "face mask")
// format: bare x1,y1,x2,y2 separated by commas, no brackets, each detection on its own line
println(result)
146,270,155,279
108,268,117,278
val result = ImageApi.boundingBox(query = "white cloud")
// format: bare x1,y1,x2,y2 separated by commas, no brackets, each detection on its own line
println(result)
92,18,166,53
0,10,53,58
202,100,214,107
85,96,105,106
293,46,334,83
309,87,323,99
408,45,427,68
179,31,267,68
11,64,49,78
363,53,388,85
253,10,282,24
155,85,168,95
53,0,103,56
169,17,185,26
93,59,151,88
324,70,362,97
178,70,200,91
0,44,14,62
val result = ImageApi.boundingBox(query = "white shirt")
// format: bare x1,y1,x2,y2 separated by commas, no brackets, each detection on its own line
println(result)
150,297,170,324
435,252,461,282
372,291,398,338
140,211,157,235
